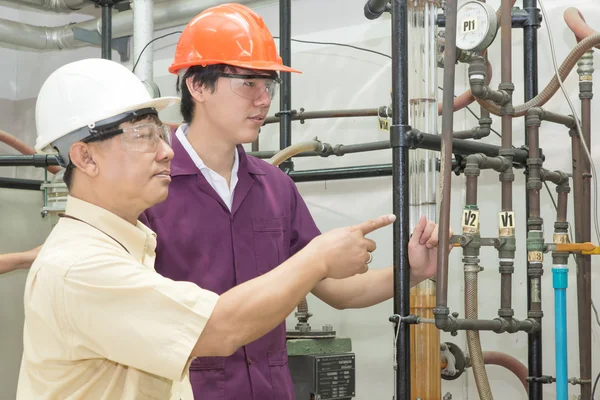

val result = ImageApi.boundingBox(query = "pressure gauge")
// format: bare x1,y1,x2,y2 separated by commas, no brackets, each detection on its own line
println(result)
455,1,498,52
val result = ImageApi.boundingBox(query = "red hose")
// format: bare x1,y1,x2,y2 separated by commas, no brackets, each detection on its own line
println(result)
564,7,600,48
0,130,61,174
483,351,529,394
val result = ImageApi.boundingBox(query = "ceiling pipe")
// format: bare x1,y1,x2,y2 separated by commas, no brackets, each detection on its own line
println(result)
2,0,87,13
0,0,258,50
132,0,158,96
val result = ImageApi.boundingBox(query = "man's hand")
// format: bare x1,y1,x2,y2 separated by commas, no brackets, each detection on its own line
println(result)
408,215,452,283
308,214,396,280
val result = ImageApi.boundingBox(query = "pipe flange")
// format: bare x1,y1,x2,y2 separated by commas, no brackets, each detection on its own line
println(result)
498,82,515,93
526,180,543,190
554,221,569,230
527,217,544,227
498,309,515,319
441,342,467,381
527,266,544,277
499,265,515,274
555,183,571,193
526,158,543,167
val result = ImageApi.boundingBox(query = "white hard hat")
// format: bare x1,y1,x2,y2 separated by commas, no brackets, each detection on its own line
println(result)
35,58,179,160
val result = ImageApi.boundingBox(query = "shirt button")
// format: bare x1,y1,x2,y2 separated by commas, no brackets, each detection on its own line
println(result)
247,357,252,366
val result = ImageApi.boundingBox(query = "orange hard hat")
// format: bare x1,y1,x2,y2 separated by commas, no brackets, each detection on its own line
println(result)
169,3,301,74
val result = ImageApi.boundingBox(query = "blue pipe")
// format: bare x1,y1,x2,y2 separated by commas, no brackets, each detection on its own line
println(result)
553,265,568,400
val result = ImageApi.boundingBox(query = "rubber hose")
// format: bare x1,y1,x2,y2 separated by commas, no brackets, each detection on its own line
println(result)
483,351,529,394
563,7,600,48
267,140,322,167
0,129,61,174
465,270,494,399
477,33,600,116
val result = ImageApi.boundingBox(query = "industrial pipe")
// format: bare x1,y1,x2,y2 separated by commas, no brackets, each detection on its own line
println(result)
2,0,86,12
364,0,389,20
0,0,256,50
433,0,457,331
0,177,44,191
279,0,292,163
525,108,545,400
390,0,411,398
101,2,112,60
483,352,529,394
0,130,61,174
552,184,570,400
522,1,542,396
132,0,155,88
462,155,493,400
576,50,594,400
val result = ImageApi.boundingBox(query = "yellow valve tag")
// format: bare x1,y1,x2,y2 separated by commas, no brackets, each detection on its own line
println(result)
462,209,480,233
528,251,543,263
553,233,569,244
378,116,390,132
498,211,515,236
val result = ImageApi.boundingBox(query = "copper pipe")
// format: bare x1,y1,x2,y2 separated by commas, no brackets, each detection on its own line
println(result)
433,0,458,328
483,351,529,394
577,93,593,399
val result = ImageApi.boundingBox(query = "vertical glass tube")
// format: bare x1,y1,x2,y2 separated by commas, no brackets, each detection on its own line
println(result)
408,1,441,399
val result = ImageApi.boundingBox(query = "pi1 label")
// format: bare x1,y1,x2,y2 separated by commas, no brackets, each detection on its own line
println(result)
460,18,478,34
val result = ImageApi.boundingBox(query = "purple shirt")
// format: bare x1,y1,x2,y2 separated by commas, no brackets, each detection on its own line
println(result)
140,134,320,400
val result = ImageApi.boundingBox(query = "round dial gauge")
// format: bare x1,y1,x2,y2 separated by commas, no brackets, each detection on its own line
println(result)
455,1,498,52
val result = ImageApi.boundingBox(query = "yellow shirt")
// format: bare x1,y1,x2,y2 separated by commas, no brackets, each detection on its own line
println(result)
17,196,219,399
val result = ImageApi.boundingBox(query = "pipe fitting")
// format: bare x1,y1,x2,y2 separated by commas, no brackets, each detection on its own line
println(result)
497,237,516,257
579,81,594,99
577,50,594,79
433,307,451,330
527,217,544,228
540,169,569,186
526,107,543,127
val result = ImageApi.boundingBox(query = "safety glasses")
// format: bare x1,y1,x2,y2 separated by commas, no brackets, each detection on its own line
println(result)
83,123,172,153
218,72,281,100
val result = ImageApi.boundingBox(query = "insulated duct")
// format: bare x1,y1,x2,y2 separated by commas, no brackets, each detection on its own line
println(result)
0,0,257,50
2,0,87,13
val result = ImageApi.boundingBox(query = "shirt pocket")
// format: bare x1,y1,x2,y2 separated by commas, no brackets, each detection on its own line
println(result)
252,217,287,275
189,357,226,400
268,349,295,400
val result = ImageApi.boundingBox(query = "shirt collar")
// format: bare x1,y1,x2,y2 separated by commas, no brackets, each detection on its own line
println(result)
64,195,155,263
170,123,265,177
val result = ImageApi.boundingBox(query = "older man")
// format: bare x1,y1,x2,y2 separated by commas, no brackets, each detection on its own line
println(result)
16,58,395,400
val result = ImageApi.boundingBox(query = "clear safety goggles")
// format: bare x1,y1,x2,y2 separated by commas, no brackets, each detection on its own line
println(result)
84,123,172,153
218,72,281,100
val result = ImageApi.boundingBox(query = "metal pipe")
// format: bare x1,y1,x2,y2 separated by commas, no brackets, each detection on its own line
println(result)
552,260,569,400
132,0,154,84
576,51,593,400
0,0,257,50
523,1,542,393
462,156,494,400
2,0,86,12
364,0,389,20
289,164,392,182
0,177,43,191
101,3,112,60
433,0,457,331
0,154,60,167
248,134,534,166
263,108,383,126
390,1,411,398
279,0,292,161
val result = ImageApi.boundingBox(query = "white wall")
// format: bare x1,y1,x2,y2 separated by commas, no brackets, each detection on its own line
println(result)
0,0,599,399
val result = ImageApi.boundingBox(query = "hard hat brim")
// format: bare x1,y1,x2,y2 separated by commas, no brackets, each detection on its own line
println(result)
35,95,181,153
169,60,302,75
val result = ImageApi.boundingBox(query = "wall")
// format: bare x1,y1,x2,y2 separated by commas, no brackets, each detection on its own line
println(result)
0,0,599,399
